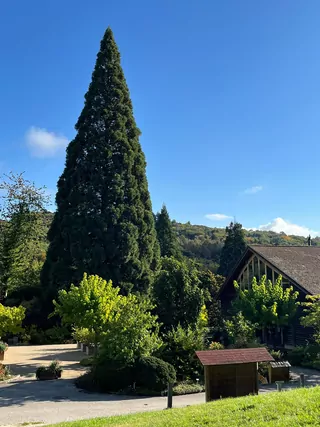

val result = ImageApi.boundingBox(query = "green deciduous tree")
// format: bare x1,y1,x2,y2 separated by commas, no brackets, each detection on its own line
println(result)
0,172,49,300
152,257,205,330
301,295,320,344
0,303,26,338
99,295,161,363
233,275,299,328
41,28,159,297
155,204,181,259
52,273,121,352
224,312,258,348
160,306,208,379
218,222,246,277
53,273,161,359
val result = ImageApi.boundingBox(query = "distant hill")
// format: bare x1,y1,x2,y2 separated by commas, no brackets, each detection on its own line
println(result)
173,221,320,273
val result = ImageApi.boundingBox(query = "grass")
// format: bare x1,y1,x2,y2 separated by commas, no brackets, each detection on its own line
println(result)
49,386,320,427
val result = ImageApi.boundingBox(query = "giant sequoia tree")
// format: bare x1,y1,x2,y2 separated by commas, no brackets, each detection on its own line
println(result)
41,28,159,296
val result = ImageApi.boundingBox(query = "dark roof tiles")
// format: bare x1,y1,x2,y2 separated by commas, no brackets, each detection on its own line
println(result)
251,245,320,295
196,348,274,366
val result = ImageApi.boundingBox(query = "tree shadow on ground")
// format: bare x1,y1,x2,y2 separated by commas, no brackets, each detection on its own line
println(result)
30,348,85,362
7,361,86,377
0,378,148,407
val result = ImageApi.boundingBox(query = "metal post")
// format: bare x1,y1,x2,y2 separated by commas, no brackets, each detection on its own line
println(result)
300,374,305,388
275,381,284,392
167,383,173,409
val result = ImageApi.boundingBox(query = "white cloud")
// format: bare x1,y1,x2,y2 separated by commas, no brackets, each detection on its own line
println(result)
248,217,319,238
205,213,232,221
243,185,263,195
26,127,69,158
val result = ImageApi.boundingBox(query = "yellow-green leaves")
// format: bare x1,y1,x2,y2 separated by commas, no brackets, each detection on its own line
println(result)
0,303,26,338
233,274,299,328
301,294,320,344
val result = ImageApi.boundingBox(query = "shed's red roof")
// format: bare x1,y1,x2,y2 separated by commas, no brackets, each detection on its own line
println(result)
196,348,274,366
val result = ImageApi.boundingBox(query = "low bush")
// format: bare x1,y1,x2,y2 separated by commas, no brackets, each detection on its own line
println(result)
269,349,283,361
76,356,176,394
27,325,48,345
208,341,224,350
287,344,320,367
133,356,176,392
80,357,95,367
45,326,71,344
72,328,95,346
75,371,96,391
173,380,204,395
90,360,134,392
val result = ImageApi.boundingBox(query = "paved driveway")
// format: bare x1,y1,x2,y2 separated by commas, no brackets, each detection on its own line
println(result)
4,344,86,379
0,377,205,426
1,345,320,426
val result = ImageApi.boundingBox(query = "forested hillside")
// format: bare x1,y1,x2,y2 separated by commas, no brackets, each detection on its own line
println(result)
173,221,320,272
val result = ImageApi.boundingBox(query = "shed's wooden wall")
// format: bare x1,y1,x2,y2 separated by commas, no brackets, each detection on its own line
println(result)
205,363,258,401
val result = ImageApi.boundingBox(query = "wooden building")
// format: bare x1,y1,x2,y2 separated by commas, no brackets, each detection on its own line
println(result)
196,348,274,401
219,245,320,347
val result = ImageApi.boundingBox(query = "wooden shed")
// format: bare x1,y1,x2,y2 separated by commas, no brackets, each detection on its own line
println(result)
268,361,291,383
196,348,274,402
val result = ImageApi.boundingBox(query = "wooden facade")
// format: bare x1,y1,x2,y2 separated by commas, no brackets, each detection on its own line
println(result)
204,363,258,401
219,245,319,348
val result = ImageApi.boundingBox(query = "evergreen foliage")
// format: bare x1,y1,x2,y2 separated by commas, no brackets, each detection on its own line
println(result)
152,257,204,330
41,28,159,296
155,204,181,258
218,222,246,277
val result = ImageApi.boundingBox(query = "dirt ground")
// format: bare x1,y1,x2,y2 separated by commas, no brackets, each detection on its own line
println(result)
4,343,87,378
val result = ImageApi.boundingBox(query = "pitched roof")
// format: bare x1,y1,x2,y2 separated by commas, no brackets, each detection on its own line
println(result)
196,348,274,366
250,245,320,295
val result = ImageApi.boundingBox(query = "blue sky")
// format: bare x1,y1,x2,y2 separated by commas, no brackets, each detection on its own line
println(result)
1,1,320,236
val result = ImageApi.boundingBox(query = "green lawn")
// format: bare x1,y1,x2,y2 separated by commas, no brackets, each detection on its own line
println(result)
51,387,320,427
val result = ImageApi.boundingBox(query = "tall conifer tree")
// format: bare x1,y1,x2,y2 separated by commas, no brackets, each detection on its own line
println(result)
218,222,246,277
41,28,159,296
155,204,181,259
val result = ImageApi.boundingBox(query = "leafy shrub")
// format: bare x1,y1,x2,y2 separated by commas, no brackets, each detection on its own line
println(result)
225,312,258,348
75,371,96,391
287,345,320,366
303,344,320,362
209,341,224,350
90,360,134,392
45,326,70,344
80,357,95,367
0,342,8,352
133,356,176,392
27,325,48,345
269,349,283,361
160,321,206,380
72,327,95,346
173,380,204,395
